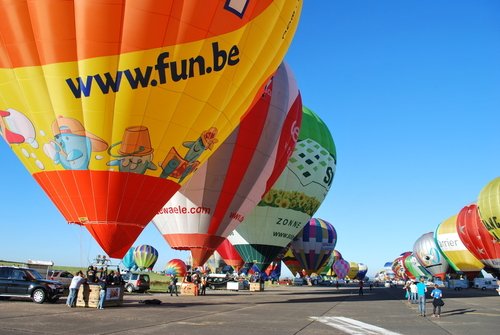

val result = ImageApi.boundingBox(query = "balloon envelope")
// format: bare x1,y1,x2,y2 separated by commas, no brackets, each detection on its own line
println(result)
404,254,431,280
357,263,368,280
477,177,500,242
152,62,302,266
413,232,449,280
291,218,337,276
165,259,187,278
435,214,484,278
332,259,350,279
0,0,302,258
121,247,137,271
457,204,500,274
229,106,337,270
133,245,158,270
216,239,245,270
282,246,302,277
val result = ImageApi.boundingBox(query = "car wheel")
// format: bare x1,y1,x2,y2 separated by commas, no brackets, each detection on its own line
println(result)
210,285,215,290
32,289,46,304
126,285,134,293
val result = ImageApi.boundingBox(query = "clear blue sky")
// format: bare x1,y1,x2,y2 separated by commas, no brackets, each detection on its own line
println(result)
1,1,499,278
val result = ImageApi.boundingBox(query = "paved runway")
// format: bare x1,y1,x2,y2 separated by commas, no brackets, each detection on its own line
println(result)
0,285,498,334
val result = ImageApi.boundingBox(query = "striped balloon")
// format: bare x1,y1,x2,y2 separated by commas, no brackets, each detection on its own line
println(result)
133,245,159,270
165,259,187,278
290,218,337,275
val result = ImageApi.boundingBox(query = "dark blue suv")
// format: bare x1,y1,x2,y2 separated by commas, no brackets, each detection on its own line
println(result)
0,266,64,303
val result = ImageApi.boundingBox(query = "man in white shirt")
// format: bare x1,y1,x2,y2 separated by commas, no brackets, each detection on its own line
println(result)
66,271,85,307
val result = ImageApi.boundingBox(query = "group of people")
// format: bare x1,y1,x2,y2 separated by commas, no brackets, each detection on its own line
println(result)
177,272,208,296
66,266,124,310
404,277,444,318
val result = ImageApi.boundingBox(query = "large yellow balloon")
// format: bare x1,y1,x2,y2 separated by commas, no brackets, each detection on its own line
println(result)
478,177,500,242
0,0,302,258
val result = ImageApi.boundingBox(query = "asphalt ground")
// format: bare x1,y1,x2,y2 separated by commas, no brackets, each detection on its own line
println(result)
0,285,498,335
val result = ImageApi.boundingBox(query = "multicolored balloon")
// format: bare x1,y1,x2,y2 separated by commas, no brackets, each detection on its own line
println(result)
333,250,343,263
477,177,500,242
332,259,350,279
392,252,411,280
282,246,302,276
457,204,500,274
404,253,431,280
165,259,187,278
0,0,302,258
152,62,302,266
229,106,337,270
290,218,337,276
133,245,159,270
413,232,449,280
435,214,484,278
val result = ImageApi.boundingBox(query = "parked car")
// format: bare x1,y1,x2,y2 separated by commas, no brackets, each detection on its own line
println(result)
206,274,236,290
47,270,74,288
473,278,498,290
0,266,64,303
121,272,150,293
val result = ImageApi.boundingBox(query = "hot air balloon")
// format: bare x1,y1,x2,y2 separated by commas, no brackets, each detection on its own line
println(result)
121,247,137,271
477,177,500,242
404,254,431,280
165,259,187,278
333,250,343,263
216,239,245,271
152,62,303,266
319,253,336,275
347,262,359,280
435,215,484,279
392,252,412,280
133,245,158,271
332,259,350,279
290,218,337,276
228,106,337,270
357,263,368,280
413,232,449,280
457,204,500,275
0,0,302,258
282,246,302,277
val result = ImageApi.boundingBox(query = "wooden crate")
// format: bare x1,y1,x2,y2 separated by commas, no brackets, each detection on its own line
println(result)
180,282,198,296
76,284,124,308
249,282,264,292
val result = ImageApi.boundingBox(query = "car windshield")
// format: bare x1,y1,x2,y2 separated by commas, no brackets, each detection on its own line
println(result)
26,269,44,280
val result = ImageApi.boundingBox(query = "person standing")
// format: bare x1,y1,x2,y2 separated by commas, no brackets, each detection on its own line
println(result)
404,280,411,302
410,281,418,304
416,277,428,317
97,279,107,310
86,266,96,283
358,280,364,296
66,271,85,307
170,276,178,296
430,284,444,317
200,275,207,296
